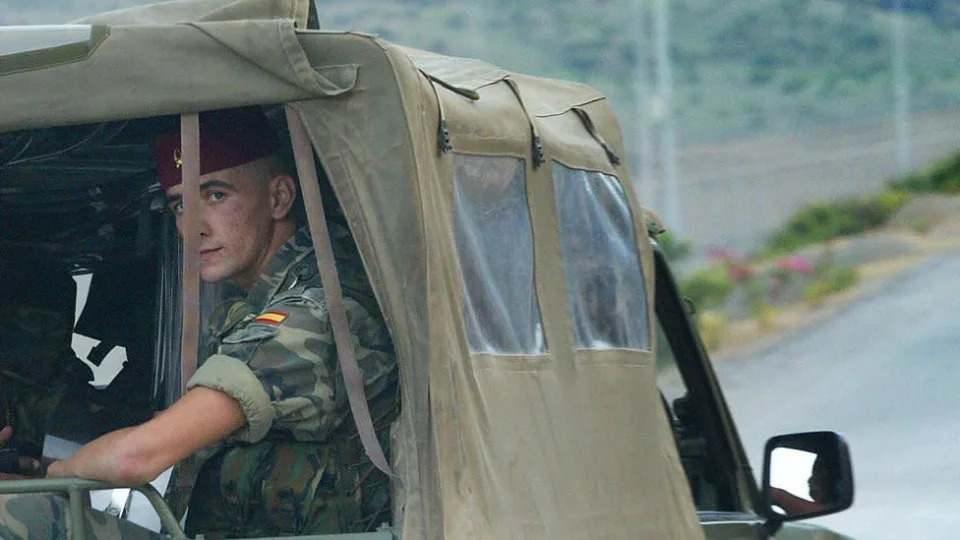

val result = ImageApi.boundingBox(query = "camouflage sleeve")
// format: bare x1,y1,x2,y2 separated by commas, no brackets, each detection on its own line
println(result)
187,287,395,444
186,354,274,442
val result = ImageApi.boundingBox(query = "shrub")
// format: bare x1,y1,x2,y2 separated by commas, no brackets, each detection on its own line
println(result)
680,266,735,310
655,307,727,364
871,188,910,215
744,276,776,329
763,194,902,256
890,172,931,192
657,231,692,263
707,248,753,283
803,267,859,306
889,150,960,194
926,151,960,193
695,310,728,352
775,254,814,275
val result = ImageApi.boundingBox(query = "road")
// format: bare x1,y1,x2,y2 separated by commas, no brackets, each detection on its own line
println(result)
715,247,960,539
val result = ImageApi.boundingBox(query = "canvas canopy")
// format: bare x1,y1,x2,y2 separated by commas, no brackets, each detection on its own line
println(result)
0,1,704,538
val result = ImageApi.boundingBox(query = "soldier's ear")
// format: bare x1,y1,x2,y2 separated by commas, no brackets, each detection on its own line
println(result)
269,174,297,220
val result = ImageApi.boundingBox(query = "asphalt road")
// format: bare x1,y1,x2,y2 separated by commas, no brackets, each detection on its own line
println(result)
715,247,960,539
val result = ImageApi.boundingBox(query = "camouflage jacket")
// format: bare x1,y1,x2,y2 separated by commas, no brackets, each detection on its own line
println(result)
176,226,398,537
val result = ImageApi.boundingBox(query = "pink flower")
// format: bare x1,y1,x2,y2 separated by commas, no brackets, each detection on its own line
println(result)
727,262,753,282
776,254,814,275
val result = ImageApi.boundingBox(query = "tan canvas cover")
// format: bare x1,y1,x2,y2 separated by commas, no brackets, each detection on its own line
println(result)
1,0,332,130
73,0,312,26
0,2,703,537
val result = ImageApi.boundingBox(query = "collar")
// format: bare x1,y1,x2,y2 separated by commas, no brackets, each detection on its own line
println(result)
243,227,315,313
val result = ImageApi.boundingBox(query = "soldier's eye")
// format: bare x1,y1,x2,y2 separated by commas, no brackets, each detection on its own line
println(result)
170,201,183,215
207,191,227,202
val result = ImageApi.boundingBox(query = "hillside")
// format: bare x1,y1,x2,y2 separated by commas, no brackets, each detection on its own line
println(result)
3,0,960,145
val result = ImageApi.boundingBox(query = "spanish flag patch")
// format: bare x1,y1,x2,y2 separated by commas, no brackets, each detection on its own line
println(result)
252,311,288,325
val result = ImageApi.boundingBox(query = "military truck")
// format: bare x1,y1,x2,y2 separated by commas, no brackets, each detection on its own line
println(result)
0,0,856,538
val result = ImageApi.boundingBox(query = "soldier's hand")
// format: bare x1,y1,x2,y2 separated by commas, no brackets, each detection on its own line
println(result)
0,426,42,477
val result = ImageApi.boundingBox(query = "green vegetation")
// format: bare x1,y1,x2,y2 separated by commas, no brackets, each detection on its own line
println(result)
6,0,960,145
890,150,960,194
679,142,960,339
762,145,959,256
693,310,728,351
680,266,735,310
763,189,910,256
844,0,960,29
656,231,692,262
804,267,860,305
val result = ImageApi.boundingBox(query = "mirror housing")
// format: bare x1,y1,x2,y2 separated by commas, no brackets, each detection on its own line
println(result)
761,431,854,535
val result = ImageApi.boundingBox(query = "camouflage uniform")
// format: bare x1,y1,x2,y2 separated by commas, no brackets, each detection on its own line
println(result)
176,225,398,537
0,226,398,538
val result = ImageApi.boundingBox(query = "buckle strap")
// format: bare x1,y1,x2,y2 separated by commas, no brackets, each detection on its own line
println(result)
572,106,621,167
502,77,545,168
284,105,395,478
179,113,201,395
420,70,454,155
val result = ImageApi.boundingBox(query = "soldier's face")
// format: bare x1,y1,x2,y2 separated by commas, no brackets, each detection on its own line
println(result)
166,160,278,288
808,458,832,503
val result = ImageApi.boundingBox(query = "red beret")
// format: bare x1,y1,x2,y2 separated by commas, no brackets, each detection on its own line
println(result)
151,106,281,191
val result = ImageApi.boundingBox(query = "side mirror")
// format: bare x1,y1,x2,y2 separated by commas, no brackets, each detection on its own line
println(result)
761,431,854,535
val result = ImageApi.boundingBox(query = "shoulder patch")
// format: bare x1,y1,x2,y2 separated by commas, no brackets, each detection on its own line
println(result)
252,311,288,325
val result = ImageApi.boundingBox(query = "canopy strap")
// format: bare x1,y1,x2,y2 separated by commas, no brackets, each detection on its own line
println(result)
572,106,621,167
164,114,203,526
503,77,545,169
284,105,394,477
179,113,201,395
420,70,453,155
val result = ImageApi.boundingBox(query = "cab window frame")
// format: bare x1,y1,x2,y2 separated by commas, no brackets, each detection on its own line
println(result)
652,242,759,516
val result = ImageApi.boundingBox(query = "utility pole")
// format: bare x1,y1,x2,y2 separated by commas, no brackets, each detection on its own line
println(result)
653,0,681,235
633,1,655,203
891,0,912,174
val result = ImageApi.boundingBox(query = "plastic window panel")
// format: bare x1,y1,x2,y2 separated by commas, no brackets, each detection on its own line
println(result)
453,154,547,355
553,163,650,351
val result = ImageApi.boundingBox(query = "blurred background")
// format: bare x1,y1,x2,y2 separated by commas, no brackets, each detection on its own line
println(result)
4,0,959,254
4,1,960,538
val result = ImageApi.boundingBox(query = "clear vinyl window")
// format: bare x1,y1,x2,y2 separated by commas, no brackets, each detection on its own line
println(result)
453,154,546,355
553,163,650,350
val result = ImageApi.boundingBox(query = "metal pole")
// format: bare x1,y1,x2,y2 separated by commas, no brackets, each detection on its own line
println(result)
68,486,86,540
654,0,681,235
633,0,656,201
891,0,912,174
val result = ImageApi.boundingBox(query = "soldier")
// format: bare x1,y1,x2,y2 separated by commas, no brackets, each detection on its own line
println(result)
0,264,81,470
0,106,398,538
770,444,841,516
